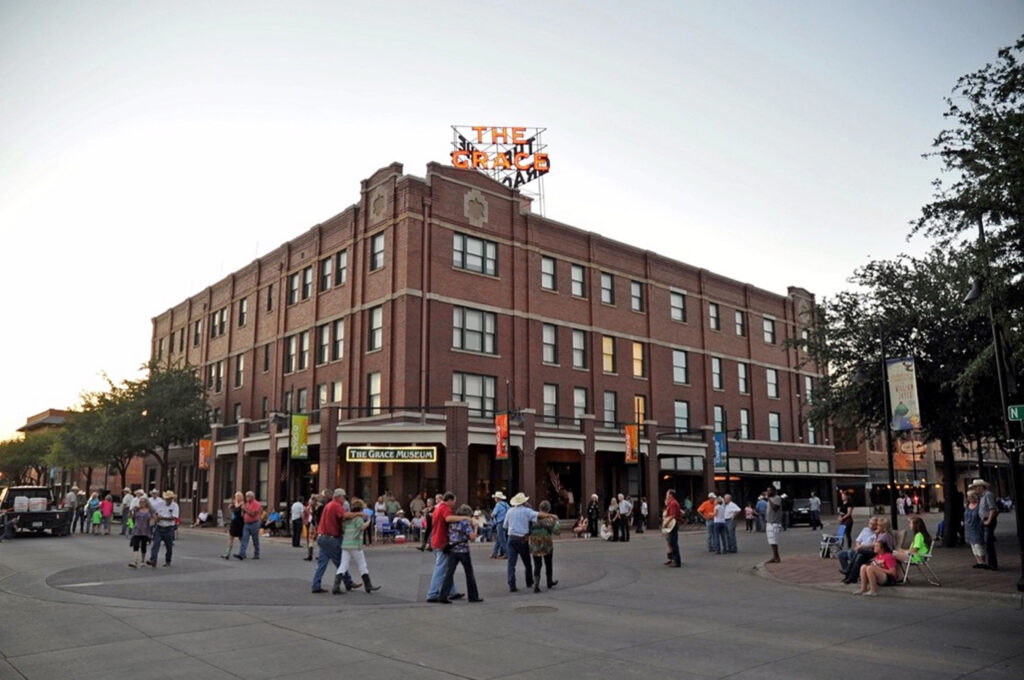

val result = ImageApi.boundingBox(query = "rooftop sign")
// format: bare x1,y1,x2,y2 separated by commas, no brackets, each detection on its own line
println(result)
451,126,549,189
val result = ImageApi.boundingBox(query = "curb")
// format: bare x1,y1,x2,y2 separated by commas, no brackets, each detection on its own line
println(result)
751,559,1024,609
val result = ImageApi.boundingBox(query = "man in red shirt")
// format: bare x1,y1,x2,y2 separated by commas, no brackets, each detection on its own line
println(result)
236,491,263,560
663,489,683,567
311,488,361,593
426,492,472,602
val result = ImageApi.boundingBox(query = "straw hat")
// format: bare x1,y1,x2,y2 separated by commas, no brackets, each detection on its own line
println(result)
509,492,529,507
970,478,990,488
492,491,507,501
162,490,177,500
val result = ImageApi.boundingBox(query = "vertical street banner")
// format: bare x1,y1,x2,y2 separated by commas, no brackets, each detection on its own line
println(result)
494,413,509,460
198,439,212,470
714,432,728,470
290,414,309,459
624,424,639,463
886,357,922,431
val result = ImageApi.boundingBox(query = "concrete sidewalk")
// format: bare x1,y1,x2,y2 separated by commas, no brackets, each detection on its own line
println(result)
760,511,1024,605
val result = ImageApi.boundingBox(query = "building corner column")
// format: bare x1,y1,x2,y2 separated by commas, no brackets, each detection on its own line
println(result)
206,425,220,516
444,401,470,502
702,425,715,496
580,415,596,516
320,406,339,492
645,420,659,528
520,408,537,501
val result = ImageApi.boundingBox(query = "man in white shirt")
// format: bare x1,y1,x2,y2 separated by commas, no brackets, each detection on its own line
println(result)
721,494,742,553
618,494,633,542
147,491,180,567
809,492,823,530
120,488,134,537
291,497,305,548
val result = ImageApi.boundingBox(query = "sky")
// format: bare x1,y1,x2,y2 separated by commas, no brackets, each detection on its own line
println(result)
2,1,1022,441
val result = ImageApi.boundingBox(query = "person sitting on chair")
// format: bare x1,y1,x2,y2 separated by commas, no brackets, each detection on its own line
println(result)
838,517,877,582
894,515,931,566
856,539,899,596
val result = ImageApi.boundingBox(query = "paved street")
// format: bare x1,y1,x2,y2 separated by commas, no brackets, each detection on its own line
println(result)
1,517,1022,680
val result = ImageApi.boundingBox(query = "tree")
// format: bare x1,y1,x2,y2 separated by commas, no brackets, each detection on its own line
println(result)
0,430,58,485
58,397,113,493
798,245,999,545
132,363,209,490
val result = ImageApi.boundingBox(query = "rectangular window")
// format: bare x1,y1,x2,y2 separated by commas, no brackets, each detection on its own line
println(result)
316,383,329,409
370,233,385,271
256,460,268,503
600,272,614,304
807,421,817,445
672,350,688,383
738,363,749,393
288,273,300,305
543,384,558,423
263,344,270,373
335,250,348,285
238,298,248,327
712,357,723,390
804,375,814,403
632,342,645,378
571,264,586,297
602,336,616,373
261,396,268,420
735,310,746,336
541,256,556,291
633,395,646,423
670,290,686,322
301,266,313,300
767,368,779,398
630,281,644,311
542,324,558,364
194,320,201,346
317,324,330,365
157,338,164,360
453,233,497,276
233,403,242,425
298,331,309,370
266,284,273,311
297,388,308,413
452,372,496,417
234,355,244,388
368,306,383,351
285,335,297,373
205,361,223,393
769,412,781,441
453,307,496,354
178,328,185,353
368,372,381,415
332,381,343,404
332,319,345,361
283,390,293,414
319,256,333,292
739,408,750,439
674,400,689,431
571,330,587,369
714,405,725,433
210,308,227,338
709,302,720,331
573,387,587,424
603,391,617,428
763,316,776,344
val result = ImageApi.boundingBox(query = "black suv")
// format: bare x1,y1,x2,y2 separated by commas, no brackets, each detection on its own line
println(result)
789,498,812,526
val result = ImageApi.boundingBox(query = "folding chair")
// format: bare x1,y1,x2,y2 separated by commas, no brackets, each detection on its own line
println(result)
899,536,940,586
819,524,846,558
378,520,396,543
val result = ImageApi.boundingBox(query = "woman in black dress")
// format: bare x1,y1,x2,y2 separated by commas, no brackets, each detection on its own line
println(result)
223,491,244,559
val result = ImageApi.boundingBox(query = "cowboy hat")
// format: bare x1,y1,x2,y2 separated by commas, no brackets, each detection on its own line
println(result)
162,490,177,500
970,478,990,488
661,517,677,534
509,492,529,507
492,491,507,500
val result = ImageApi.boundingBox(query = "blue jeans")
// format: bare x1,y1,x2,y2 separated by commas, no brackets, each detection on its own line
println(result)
506,535,533,589
706,522,717,552
726,519,737,552
713,523,727,553
667,527,681,566
149,525,175,564
491,525,507,558
427,548,460,600
312,535,341,590
239,521,261,558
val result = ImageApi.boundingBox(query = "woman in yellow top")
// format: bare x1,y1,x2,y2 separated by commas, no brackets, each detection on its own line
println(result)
895,516,931,565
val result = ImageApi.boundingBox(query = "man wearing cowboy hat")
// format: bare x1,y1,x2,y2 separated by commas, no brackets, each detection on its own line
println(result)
490,491,509,559
147,490,180,567
502,492,554,592
972,478,999,570
120,487,134,537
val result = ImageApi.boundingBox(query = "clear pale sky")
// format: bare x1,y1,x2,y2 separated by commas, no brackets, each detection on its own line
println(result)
2,1,1022,441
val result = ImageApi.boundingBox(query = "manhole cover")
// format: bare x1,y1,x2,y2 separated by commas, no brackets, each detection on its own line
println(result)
514,605,558,614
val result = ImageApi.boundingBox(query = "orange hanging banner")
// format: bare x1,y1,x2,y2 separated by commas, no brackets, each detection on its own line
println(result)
624,424,639,464
198,439,212,470
495,413,509,460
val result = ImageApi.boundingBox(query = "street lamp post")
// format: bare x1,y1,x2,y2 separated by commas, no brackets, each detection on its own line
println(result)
879,330,900,531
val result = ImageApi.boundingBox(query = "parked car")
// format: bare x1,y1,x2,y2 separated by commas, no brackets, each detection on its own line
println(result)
789,498,812,526
0,486,72,537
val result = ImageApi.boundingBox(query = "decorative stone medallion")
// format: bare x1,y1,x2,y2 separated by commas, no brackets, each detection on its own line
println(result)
370,186,388,223
464,189,489,228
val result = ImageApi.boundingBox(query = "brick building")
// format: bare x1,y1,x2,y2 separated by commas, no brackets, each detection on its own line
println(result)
150,162,833,522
